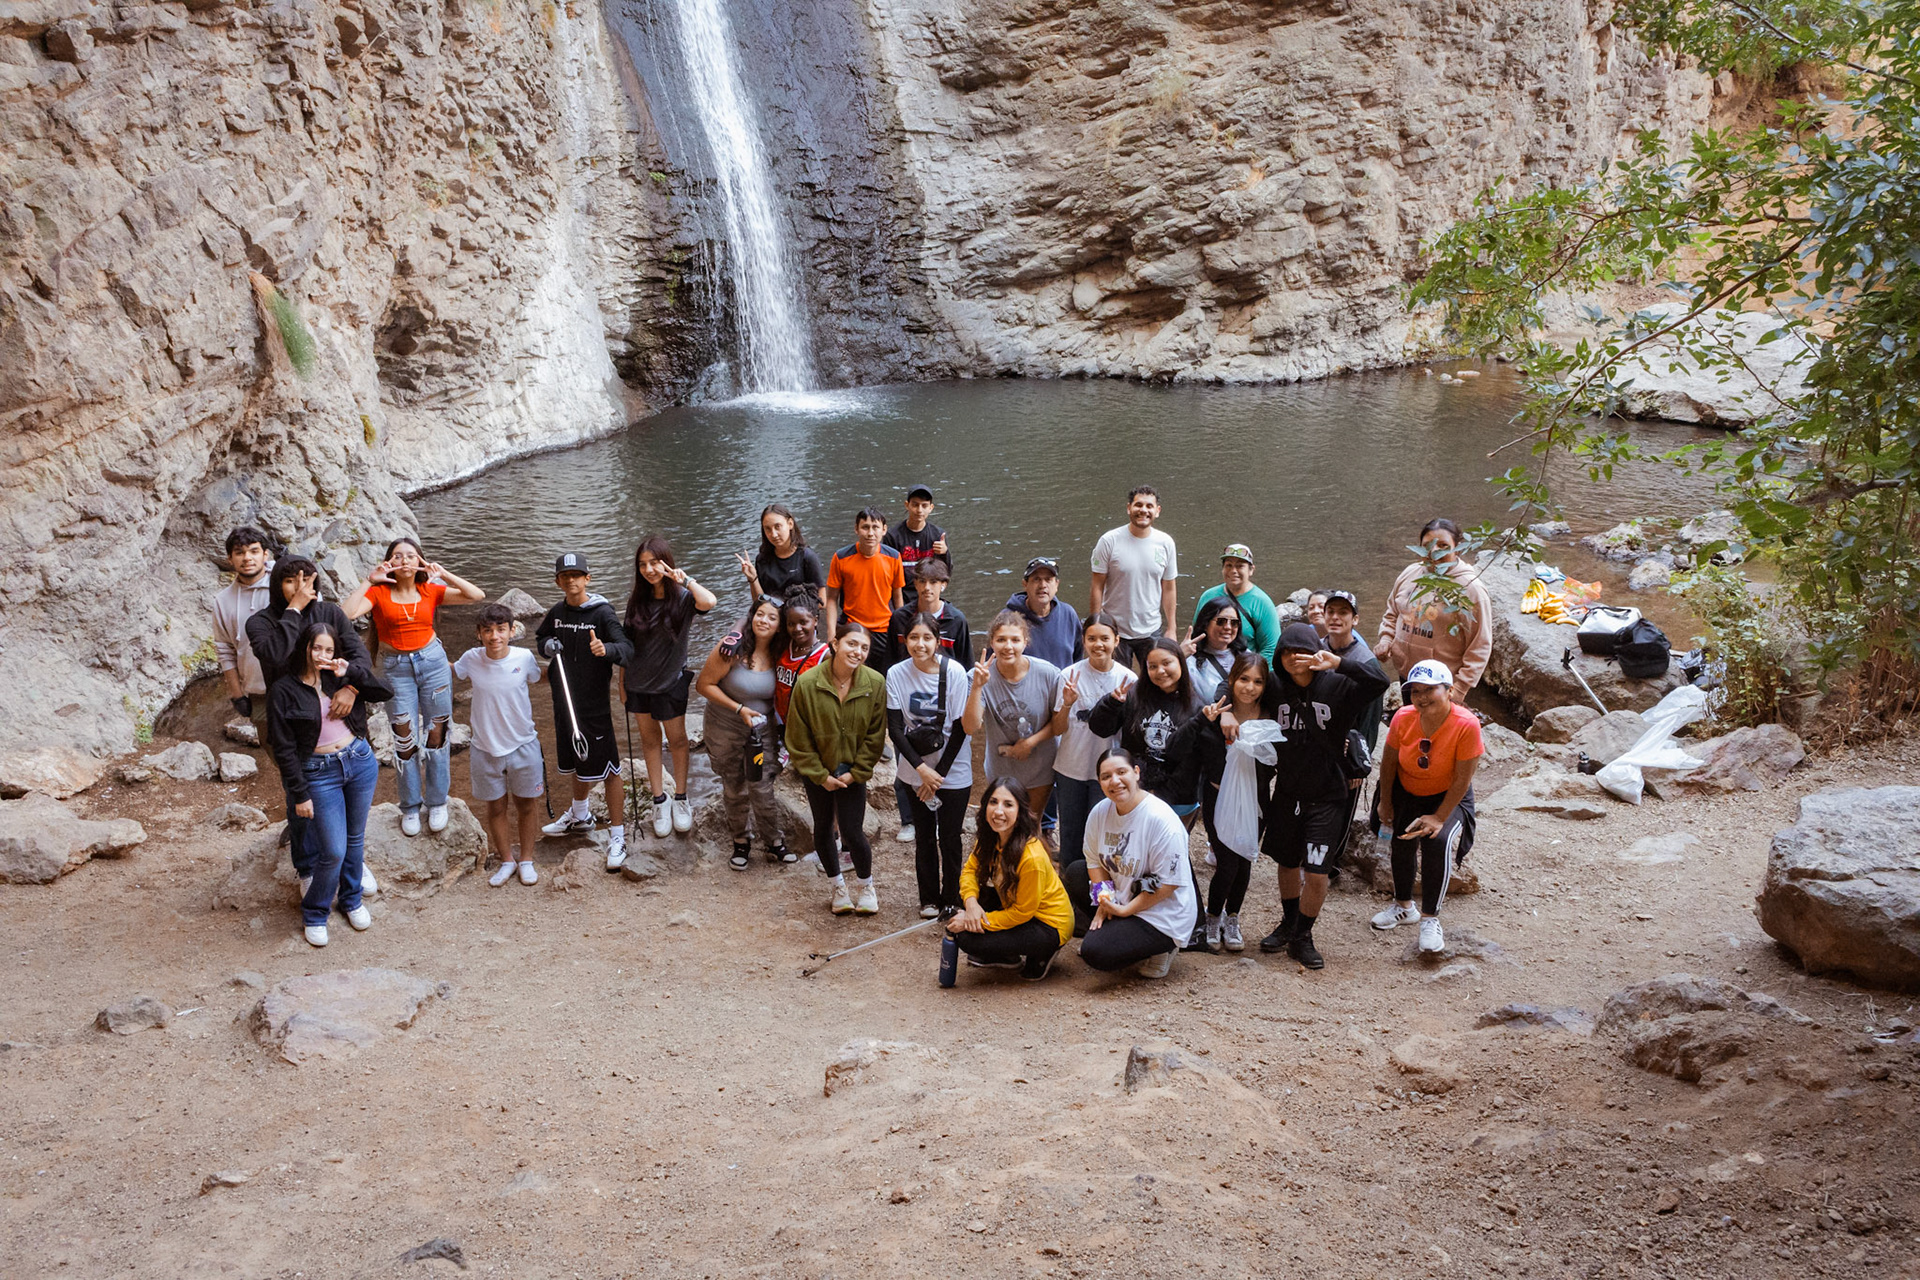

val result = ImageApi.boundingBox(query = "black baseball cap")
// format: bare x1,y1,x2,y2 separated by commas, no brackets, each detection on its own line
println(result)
1024,556,1059,578
1279,622,1323,653
1326,589,1359,612
553,552,590,576
906,484,934,501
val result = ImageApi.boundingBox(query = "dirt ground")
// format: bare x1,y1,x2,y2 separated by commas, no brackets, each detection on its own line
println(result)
5,704,1920,1279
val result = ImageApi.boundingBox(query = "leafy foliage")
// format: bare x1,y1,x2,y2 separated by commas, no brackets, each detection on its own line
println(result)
1410,0,1920,725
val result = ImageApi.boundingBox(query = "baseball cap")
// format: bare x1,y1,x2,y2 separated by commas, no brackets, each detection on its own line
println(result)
1024,556,1059,578
1406,659,1454,687
1326,589,1359,612
1279,622,1322,653
906,484,934,501
553,552,590,576
1220,543,1254,563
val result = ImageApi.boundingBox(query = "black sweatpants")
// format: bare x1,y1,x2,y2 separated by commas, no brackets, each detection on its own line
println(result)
909,786,970,911
953,886,1064,968
1063,859,1179,969
1388,780,1477,916
804,779,872,879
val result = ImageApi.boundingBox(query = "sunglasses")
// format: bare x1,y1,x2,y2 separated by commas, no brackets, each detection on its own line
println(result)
1418,738,1432,770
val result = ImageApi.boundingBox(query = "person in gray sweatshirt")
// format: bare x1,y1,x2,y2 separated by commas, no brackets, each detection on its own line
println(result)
211,526,274,728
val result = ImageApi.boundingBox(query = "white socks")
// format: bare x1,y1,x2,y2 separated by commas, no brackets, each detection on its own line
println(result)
568,799,590,821
608,827,625,849
830,873,847,888
858,876,874,888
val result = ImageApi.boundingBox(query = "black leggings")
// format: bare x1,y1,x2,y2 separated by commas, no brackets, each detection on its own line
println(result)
1062,859,1180,968
1388,780,1477,916
1199,785,1251,916
953,887,1064,967
804,779,871,880
909,786,970,910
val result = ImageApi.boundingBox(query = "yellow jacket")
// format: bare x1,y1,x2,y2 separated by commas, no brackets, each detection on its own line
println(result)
960,838,1073,945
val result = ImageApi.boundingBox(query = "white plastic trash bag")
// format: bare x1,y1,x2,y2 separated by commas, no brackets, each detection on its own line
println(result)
1594,685,1710,804
1216,720,1285,858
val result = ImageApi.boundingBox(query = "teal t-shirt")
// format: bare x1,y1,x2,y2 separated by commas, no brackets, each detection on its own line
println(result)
1192,583,1280,661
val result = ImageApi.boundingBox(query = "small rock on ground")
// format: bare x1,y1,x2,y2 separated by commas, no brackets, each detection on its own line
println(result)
199,1170,250,1194
204,802,269,832
143,741,218,781
217,752,258,782
397,1238,469,1269
1475,1003,1593,1035
96,996,173,1034
249,968,448,1064
223,719,260,747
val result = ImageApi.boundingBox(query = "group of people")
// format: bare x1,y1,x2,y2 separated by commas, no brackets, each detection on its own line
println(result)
210,483,1495,982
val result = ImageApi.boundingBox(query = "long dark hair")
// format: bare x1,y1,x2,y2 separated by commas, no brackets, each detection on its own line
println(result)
297,622,341,681
1130,638,1196,737
625,535,692,636
757,503,807,557
1223,652,1279,718
720,597,783,663
972,778,1039,899
1192,596,1250,656
779,587,822,657
900,611,943,664
266,556,321,618
383,536,425,587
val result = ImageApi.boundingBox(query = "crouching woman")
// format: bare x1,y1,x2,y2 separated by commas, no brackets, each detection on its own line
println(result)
268,623,393,948
948,778,1074,981
1063,748,1199,980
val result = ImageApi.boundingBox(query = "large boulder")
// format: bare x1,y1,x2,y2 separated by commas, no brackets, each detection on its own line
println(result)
362,800,487,892
1675,725,1806,792
213,827,299,910
1758,787,1920,990
1598,974,1809,1082
1596,973,1810,1034
142,741,219,781
496,588,547,621
1609,305,1814,426
0,746,108,800
1474,558,1684,721
1482,768,1609,820
1569,710,1650,766
0,793,147,883
249,969,448,1064
1526,705,1600,744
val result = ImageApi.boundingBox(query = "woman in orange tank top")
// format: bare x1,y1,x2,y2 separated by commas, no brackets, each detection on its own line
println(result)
343,537,487,836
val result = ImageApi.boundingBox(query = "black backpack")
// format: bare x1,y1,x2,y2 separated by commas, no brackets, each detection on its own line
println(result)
1616,619,1672,680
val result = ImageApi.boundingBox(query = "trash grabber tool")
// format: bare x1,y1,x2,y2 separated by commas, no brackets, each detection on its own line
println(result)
801,916,944,978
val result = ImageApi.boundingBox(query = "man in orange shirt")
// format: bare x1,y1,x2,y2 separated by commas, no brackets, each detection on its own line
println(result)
825,507,907,672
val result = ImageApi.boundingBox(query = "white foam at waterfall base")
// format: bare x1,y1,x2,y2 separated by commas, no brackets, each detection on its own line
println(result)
723,388,896,417
670,0,815,394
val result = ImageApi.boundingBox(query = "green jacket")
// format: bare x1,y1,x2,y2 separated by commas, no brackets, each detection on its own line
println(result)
783,661,888,785
1193,583,1281,662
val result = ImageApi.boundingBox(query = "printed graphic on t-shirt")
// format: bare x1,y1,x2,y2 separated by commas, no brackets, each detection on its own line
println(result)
1141,708,1175,756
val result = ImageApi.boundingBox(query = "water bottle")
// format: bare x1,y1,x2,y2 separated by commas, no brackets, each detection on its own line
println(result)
939,932,958,988
746,720,765,782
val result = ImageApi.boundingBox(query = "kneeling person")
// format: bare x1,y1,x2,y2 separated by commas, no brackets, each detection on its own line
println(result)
454,603,546,887
1064,748,1197,979
948,779,1073,981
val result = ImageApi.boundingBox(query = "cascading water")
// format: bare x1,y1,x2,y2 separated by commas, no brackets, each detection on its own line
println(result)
660,0,815,395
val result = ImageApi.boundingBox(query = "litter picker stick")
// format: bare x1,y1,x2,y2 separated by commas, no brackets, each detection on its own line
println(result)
801,916,944,978
546,641,592,761
1561,647,1610,715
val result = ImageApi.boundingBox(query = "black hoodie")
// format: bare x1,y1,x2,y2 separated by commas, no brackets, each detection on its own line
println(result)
244,591,376,741
1269,650,1390,803
534,593,631,720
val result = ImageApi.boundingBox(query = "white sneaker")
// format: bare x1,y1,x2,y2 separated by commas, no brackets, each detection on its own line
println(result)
304,924,329,947
400,810,422,837
800,849,823,873
360,866,379,896
1222,914,1245,952
854,881,878,915
651,798,672,839
541,813,594,837
1203,913,1223,952
830,880,854,915
518,860,538,885
605,840,628,873
895,824,916,845
919,904,940,920
489,861,518,887
1418,917,1445,953
1372,903,1421,931
672,797,693,834
1135,951,1174,979
427,804,449,833
346,904,372,931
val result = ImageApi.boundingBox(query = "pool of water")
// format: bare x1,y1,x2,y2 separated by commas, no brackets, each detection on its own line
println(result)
414,369,1719,646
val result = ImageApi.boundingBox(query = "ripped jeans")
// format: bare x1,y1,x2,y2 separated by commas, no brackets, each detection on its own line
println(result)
383,637,452,815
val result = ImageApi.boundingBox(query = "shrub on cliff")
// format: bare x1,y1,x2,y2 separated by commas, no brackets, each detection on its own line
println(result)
1410,0,1920,733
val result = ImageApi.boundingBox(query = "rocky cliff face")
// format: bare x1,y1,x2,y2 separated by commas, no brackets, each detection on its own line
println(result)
861,0,1717,380
0,0,661,772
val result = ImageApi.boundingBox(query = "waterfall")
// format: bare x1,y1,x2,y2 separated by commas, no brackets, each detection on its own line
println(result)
663,0,815,394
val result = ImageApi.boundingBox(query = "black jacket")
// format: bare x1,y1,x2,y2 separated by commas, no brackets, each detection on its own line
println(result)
1269,650,1390,802
1087,686,1201,807
267,665,394,804
534,594,631,719
886,601,973,672
245,596,373,694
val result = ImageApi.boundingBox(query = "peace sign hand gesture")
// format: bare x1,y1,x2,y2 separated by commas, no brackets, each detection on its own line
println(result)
971,653,993,690
1060,669,1081,710
735,551,757,582
1200,694,1229,722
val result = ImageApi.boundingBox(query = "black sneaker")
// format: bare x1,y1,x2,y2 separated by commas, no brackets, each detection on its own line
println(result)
1288,931,1325,970
1182,921,1209,952
1259,921,1293,953
1021,951,1058,982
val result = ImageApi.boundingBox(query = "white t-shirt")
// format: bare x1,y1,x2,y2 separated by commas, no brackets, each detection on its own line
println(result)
452,646,541,757
1083,792,1198,943
1053,659,1136,781
1090,525,1178,639
886,657,972,791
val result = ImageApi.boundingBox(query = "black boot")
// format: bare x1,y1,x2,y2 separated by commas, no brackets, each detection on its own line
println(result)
1288,923,1325,970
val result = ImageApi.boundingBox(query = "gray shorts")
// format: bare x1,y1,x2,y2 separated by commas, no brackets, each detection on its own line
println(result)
471,739,545,802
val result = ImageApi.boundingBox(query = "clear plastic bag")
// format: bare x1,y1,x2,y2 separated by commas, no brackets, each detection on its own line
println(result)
1215,720,1285,858
1594,685,1710,803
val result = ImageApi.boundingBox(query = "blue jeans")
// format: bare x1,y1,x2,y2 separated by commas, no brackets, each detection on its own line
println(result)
384,638,452,815
1053,772,1103,866
301,738,378,927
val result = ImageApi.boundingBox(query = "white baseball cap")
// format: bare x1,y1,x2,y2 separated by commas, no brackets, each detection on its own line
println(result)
1405,659,1454,687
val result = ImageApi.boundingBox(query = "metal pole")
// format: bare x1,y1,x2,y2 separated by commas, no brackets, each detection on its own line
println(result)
800,916,944,977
